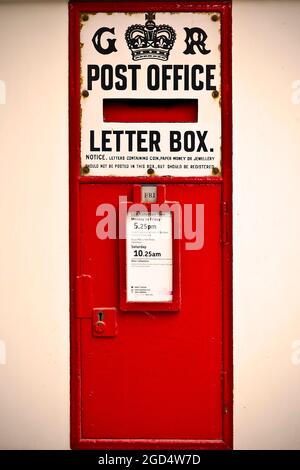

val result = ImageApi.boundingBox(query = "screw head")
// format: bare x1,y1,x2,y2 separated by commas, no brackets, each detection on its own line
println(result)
212,90,219,99
82,89,89,98
82,14,89,22
147,168,155,175
211,14,219,22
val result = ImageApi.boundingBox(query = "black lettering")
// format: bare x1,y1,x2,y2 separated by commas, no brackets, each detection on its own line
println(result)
128,65,141,91
196,131,208,152
173,65,184,91
102,131,112,151
162,65,172,91
101,65,113,91
90,130,100,151
113,130,124,152
206,65,216,90
115,65,127,90
191,65,204,90
147,65,160,90
183,27,211,55
184,131,195,152
170,131,181,152
125,131,135,152
87,65,99,91
184,65,189,91
137,131,147,151
92,27,117,55
149,131,161,152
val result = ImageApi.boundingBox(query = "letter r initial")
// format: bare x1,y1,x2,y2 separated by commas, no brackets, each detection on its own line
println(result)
183,27,211,55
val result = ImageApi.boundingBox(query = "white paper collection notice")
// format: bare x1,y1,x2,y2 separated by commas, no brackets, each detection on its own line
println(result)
126,211,173,302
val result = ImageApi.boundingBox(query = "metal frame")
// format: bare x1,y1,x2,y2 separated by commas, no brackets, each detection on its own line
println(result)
69,0,232,449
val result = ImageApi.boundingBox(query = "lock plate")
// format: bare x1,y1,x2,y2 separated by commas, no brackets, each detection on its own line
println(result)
92,308,118,337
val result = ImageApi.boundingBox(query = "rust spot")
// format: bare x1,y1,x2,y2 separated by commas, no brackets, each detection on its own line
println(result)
212,166,220,176
81,165,90,175
212,90,219,99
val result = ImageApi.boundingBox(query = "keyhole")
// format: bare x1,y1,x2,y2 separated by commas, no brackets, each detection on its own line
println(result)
98,312,104,322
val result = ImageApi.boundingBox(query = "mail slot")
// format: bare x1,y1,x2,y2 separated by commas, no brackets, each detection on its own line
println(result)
70,0,232,450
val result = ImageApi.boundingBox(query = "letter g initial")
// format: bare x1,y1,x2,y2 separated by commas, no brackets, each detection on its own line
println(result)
92,27,117,54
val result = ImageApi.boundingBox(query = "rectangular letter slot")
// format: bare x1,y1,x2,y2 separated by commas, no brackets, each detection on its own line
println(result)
103,98,198,123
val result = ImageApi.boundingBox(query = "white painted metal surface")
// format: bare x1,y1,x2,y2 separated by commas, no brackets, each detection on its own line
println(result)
81,12,221,176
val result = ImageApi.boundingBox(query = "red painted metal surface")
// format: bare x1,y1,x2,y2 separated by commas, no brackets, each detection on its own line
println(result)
69,0,232,450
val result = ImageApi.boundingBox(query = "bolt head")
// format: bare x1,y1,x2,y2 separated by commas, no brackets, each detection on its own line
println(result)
211,14,219,22
82,165,90,175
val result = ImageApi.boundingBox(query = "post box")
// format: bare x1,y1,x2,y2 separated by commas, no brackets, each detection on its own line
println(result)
70,0,232,449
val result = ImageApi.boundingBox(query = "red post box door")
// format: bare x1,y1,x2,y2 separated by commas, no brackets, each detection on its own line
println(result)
70,1,232,450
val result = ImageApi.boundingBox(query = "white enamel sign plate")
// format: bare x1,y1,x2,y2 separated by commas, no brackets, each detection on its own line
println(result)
126,211,173,302
81,11,221,176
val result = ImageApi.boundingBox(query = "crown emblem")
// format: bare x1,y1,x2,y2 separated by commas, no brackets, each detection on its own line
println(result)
125,12,176,61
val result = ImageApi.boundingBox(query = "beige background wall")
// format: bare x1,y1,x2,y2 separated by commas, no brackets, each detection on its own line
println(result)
0,0,300,449
0,0,69,450
233,0,300,449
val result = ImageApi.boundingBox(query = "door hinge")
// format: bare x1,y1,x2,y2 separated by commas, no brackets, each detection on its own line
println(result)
76,274,94,318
